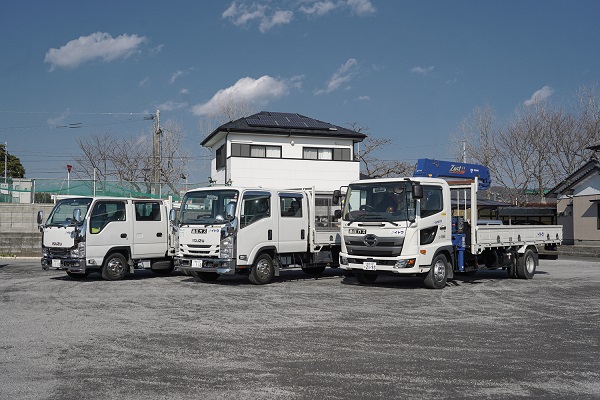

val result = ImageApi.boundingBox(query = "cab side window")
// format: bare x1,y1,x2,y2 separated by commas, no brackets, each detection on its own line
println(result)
420,186,443,218
90,201,126,234
280,195,303,218
240,193,271,228
135,202,161,221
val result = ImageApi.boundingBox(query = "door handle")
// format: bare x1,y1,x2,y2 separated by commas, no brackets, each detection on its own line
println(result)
121,233,127,238
301,229,305,239
157,232,163,237
439,225,446,230
268,229,272,240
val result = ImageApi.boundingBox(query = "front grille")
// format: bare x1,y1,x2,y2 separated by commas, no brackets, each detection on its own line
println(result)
180,244,219,257
47,248,70,257
346,236,403,257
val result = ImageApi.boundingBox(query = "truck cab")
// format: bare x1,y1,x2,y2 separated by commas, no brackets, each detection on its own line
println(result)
38,197,174,280
175,186,339,284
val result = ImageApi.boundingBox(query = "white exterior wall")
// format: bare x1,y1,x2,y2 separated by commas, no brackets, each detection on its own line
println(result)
208,132,359,192
573,174,600,196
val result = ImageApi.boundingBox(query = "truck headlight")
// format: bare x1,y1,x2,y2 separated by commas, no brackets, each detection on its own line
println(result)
70,242,86,258
220,236,233,259
340,256,348,265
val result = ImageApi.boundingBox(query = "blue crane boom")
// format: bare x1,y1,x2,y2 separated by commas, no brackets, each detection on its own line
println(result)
413,158,491,191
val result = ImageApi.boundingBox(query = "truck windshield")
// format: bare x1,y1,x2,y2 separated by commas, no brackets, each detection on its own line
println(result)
46,197,93,226
343,182,414,223
179,190,238,225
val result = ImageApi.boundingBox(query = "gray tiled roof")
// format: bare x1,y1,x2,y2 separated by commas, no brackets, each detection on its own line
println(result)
201,111,367,147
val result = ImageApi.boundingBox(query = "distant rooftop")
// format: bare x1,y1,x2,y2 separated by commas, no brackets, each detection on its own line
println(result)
201,111,367,148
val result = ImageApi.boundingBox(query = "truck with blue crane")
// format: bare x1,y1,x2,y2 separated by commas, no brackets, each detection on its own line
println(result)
333,158,562,288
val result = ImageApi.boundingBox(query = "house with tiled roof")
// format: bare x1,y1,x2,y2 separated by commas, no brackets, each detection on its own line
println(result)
201,111,367,192
547,157,600,245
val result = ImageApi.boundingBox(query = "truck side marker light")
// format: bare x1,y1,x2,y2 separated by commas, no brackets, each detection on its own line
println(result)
420,250,427,255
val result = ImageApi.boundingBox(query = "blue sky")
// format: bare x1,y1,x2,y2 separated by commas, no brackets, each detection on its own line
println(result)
1,0,600,185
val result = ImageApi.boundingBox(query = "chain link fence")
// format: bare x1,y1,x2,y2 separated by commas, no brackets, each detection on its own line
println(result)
1,177,206,204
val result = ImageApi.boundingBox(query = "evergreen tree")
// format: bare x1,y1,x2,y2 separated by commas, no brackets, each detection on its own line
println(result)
0,143,25,179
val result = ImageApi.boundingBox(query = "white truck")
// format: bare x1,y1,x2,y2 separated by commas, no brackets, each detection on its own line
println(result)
333,159,563,289
38,196,175,280
174,186,340,284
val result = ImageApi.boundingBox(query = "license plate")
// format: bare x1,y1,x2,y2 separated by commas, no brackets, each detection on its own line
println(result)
363,262,376,271
52,259,61,268
191,259,203,268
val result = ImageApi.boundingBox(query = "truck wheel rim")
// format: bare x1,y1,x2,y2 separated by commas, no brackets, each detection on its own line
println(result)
433,259,445,281
108,259,125,275
526,255,535,274
256,259,271,280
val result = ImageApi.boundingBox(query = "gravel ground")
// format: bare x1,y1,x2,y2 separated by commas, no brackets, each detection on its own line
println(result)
1,257,599,400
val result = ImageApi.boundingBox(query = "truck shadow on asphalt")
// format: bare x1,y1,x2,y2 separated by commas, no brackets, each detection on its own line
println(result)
179,268,347,286
49,269,187,282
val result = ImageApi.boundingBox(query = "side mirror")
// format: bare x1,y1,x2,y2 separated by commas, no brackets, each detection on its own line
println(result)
37,210,44,225
73,209,82,223
332,190,341,206
225,202,236,221
169,208,177,223
334,209,342,220
412,182,423,199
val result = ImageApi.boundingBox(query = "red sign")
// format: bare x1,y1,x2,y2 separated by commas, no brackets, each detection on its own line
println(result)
67,165,72,173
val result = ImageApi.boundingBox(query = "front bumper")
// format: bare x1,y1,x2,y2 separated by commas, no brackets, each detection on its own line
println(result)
176,257,236,275
339,254,430,275
41,257,87,273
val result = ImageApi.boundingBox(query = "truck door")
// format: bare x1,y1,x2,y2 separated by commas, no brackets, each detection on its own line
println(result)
418,185,450,259
132,200,168,258
87,200,129,261
237,191,275,263
278,192,308,253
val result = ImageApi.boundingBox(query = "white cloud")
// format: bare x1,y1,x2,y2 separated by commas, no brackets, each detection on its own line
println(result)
139,76,150,87
47,109,71,127
191,75,296,116
170,70,185,84
357,95,371,101
299,0,375,16
411,66,435,75
315,58,359,95
157,100,188,112
259,10,294,32
44,32,147,71
524,85,554,106
346,0,376,15
180,88,189,95
223,2,292,33
224,0,374,31
299,1,337,16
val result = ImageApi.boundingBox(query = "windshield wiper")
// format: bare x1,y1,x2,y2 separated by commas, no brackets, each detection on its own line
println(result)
348,213,373,226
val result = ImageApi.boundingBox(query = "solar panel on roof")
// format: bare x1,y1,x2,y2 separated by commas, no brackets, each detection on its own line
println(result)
246,112,337,130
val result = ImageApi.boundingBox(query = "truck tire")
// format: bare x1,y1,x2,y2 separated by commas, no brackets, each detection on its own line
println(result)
516,248,537,279
424,254,448,289
249,253,274,285
195,271,220,282
354,272,377,284
101,253,129,281
302,266,326,275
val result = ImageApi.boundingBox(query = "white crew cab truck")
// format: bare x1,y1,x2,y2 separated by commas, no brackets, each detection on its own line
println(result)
174,186,340,284
38,197,175,280
333,159,563,289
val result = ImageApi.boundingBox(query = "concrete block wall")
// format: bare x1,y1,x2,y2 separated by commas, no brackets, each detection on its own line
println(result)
0,204,54,257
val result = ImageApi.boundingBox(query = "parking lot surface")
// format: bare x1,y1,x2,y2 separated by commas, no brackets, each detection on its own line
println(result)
1,257,599,400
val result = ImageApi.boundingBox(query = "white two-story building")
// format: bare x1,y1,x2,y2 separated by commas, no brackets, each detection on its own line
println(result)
201,111,367,192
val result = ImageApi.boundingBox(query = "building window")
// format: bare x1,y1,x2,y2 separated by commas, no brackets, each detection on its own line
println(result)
303,147,350,160
231,143,281,158
216,144,226,169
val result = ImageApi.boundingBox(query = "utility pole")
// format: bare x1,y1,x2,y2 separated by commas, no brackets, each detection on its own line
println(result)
4,142,7,181
152,110,161,195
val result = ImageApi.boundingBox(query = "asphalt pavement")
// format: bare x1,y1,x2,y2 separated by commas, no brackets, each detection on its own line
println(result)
1,257,599,399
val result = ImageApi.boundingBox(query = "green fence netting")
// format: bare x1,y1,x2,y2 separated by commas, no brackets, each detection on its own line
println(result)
1,178,207,203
